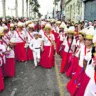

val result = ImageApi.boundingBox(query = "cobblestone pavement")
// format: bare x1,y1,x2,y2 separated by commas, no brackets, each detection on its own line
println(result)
0,55,70,96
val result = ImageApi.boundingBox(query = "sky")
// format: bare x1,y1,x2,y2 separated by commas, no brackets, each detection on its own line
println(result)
38,0,54,15
0,0,54,17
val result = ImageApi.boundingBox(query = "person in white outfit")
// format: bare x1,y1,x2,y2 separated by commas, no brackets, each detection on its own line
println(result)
29,32,43,68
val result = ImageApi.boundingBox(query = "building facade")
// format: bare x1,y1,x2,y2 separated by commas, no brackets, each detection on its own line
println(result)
84,0,96,22
64,0,83,23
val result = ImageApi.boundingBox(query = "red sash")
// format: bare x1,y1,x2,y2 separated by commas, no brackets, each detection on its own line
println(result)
2,39,8,46
67,40,73,52
84,46,90,56
17,31,25,43
44,33,54,57
44,33,53,45
6,34,10,40
94,71,96,84
28,32,33,39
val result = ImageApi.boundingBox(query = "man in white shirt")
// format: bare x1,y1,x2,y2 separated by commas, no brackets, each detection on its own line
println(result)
29,32,43,68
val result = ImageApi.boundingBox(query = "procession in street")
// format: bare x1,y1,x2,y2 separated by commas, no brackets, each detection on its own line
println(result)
0,0,96,96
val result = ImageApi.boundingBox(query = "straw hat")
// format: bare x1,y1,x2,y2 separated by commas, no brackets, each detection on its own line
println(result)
17,22,23,27
67,26,75,34
33,32,39,35
0,27,4,36
4,26,8,30
10,23,14,28
56,21,61,24
85,34,93,40
44,23,52,30
60,22,67,29
78,29,86,37
28,23,34,28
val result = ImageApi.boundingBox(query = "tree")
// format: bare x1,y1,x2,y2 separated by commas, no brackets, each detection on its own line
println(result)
29,0,41,18
2,0,6,17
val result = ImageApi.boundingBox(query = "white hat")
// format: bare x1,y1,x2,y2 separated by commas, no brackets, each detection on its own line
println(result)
4,26,8,30
56,21,61,24
17,22,23,27
25,20,32,25
10,23,14,27
2,18,5,22
60,22,67,29
67,26,75,34
33,32,39,35
28,23,34,28
86,27,94,35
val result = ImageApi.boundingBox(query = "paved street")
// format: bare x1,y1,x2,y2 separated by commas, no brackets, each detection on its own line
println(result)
0,55,70,96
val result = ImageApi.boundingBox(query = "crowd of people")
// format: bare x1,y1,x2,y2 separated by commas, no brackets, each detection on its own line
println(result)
0,17,96,96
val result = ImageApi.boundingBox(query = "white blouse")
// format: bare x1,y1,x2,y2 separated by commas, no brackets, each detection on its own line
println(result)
84,60,96,96
63,38,76,53
27,32,34,44
13,31,26,43
0,44,6,66
43,34,55,46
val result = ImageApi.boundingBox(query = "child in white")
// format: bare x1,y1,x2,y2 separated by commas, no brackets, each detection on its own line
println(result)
29,32,43,68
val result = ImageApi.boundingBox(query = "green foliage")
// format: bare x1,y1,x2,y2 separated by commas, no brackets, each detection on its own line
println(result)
29,0,41,17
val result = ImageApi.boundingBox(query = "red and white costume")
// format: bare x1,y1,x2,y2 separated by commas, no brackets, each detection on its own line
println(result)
40,33,55,68
60,38,76,73
66,40,84,77
4,47,15,77
0,43,6,91
14,31,27,61
84,59,96,96
67,46,92,96
27,32,34,60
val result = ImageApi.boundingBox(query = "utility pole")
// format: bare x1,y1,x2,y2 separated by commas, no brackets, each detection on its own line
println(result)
15,0,18,17
22,0,24,17
60,0,62,20
26,0,28,18
2,0,6,18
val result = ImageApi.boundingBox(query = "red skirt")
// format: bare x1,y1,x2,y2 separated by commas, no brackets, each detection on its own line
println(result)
4,58,15,77
59,45,65,58
60,52,72,73
27,47,34,61
75,73,90,96
0,66,4,91
67,69,90,96
40,46,55,68
66,56,79,78
56,38,63,54
52,30,59,43
15,42,27,61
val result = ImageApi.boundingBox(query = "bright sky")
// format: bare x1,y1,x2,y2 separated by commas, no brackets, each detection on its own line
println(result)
0,0,54,17
38,0,54,15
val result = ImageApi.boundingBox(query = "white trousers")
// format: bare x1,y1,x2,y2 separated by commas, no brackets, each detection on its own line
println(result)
33,49,40,66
